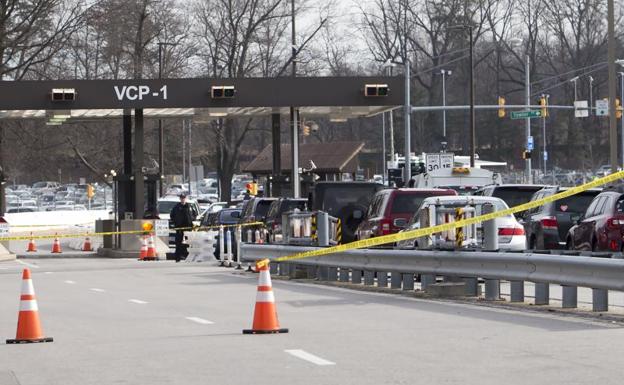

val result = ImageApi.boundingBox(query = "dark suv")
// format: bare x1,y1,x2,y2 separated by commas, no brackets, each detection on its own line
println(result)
566,189,624,251
239,197,277,241
356,188,456,240
308,182,384,243
265,198,308,243
522,187,602,249
201,208,242,260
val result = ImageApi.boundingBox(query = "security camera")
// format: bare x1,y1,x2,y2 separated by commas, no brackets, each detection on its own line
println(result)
309,160,317,170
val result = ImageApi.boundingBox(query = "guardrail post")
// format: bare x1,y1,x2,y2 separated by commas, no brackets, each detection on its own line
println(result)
421,274,436,290
484,279,500,300
377,272,388,288
327,267,338,281
352,270,362,284
592,288,608,312
339,268,349,282
364,270,375,286
510,281,525,302
307,265,317,279
561,285,577,308
534,283,549,305
318,266,329,281
279,262,289,276
463,278,479,296
391,272,402,289
402,273,415,291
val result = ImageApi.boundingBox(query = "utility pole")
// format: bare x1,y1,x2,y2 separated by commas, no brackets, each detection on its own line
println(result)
290,0,300,198
589,76,594,116
542,94,549,177
469,26,476,167
404,59,411,183
525,54,532,183
157,42,175,196
382,112,386,184
608,0,618,172
620,72,624,168
441,69,452,145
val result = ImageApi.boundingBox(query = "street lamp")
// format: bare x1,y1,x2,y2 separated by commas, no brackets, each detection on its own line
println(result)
438,69,452,148
615,59,624,168
570,76,579,102
383,59,396,168
588,76,594,116
157,41,176,196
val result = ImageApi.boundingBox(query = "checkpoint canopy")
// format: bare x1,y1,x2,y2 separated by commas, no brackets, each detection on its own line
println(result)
0,76,404,120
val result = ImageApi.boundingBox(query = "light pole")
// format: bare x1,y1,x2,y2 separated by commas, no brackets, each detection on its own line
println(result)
524,54,532,183
570,76,579,102
404,58,411,183
542,93,549,177
588,76,594,116
616,59,624,167
383,59,396,167
440,69,452,147
290,0,300,198
157,41,176,196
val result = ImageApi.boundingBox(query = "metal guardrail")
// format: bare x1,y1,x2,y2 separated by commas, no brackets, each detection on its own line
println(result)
241,243,624,312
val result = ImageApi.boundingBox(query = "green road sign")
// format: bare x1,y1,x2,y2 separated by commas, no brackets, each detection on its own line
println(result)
510,110,542,120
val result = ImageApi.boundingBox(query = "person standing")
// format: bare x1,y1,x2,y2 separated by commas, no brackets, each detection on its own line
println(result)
170,194,196,262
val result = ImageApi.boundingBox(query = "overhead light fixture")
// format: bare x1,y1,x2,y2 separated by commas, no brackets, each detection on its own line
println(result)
45,121,62,126
211,85,235,99
330,117,348,123
208,112,228,117
364,84,389,97
51,88,76,101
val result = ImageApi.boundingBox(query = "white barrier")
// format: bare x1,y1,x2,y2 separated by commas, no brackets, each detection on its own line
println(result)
185,231,218,262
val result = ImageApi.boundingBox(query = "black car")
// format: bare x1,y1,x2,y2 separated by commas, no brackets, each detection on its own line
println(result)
522,186,602,249
202,208,242,260
474,184,549,218
239,197,277,241
265,198,308,243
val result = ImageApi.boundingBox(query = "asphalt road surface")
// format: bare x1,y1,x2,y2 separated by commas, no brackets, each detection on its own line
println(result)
1,259,624,385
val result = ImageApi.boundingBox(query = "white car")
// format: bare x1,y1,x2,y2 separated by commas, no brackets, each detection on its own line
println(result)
396,195,526,251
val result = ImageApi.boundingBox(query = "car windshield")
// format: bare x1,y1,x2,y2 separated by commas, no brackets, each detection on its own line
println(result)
491,187,544,208
316,185,381,216
254,200,274,219
553,192,598,214
391,194,427,214
219,210,241,224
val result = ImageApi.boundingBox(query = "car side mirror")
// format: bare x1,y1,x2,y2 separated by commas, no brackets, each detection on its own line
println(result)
393,218,408,228
353,210,363,220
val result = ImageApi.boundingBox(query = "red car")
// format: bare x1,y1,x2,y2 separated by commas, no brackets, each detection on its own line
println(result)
356,188,457,240
567,189,624,251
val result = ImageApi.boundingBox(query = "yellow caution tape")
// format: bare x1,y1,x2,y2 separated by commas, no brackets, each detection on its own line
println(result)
275,171,624,263
0,221,265,242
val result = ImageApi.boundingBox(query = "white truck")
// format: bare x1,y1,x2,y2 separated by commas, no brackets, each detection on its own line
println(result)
415,167,501,195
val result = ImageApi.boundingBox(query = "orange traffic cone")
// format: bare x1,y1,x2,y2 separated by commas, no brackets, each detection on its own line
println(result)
243,259,288,334
145,234,157,261
138,236,148,261
6,268,53,344
82,236,93,252
26,233,37,252
51,234,62,254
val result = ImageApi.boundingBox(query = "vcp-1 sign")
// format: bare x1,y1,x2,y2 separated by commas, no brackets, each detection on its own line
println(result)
425,153,454,173
114,85,168,101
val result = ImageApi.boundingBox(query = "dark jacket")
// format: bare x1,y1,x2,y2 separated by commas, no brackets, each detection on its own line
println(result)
170,202,195,228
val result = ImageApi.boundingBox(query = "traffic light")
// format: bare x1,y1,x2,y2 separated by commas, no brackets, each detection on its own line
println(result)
364,84,389,97
211,85,235,99
498,96,505,118
87,184,94,199
539,95,548,117
617,98,622,119
522,150,532,160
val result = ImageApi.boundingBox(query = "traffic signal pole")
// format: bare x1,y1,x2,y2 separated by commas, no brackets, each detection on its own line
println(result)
525,54,532,184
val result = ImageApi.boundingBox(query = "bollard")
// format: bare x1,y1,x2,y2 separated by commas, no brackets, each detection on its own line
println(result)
534,282,549,305
561,285,578,308
218,226,225,266
235,226,243,270
510,281,525,302
327,267,338,281
377,271,388,288
246,229,252,243
463,278,479,296
363,271,375,286
592,288,608,312
391,272,402,289
420,274,436,291
225,228,233,267
484,279,500,300
352,270,362,284
339,268,350,282
402,273,415,291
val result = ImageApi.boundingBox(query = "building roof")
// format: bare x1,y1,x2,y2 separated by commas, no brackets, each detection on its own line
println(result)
243,141,365,175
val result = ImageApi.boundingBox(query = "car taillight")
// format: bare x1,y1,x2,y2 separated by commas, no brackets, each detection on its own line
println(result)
541,217,558,230
380,219,392,235
607,217,624,229
498,227,525,236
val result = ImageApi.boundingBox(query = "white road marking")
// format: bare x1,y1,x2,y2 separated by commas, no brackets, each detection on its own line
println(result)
284,350,335,366
16,260,39,269
64,280,76,284
128,299,148,304
0,267,7,270
185,317,214,325
89,288,106,293
43,272,54,274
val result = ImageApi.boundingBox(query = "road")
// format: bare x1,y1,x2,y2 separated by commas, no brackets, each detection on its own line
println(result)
1,259,624,385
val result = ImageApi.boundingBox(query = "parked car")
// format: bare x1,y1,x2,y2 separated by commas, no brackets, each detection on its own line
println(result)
566,188,624,251
396,196,526,251
474,184,549,218
201,208,242,260
239,197,277,241
265,198,308,243
308,182,384,243
356,188,457,241
522,186,602,249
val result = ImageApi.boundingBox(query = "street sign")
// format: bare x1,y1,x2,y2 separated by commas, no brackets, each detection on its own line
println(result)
426,153,454,173
439,153,454,169
0,223,9,236
510,110,542,120
543,151,548,161
527,136,534,151
596,99,609,116
155,220,170,237
574,100,589,117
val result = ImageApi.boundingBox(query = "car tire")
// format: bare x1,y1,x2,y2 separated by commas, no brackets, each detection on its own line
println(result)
566,238,573,250
529,236,536,250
